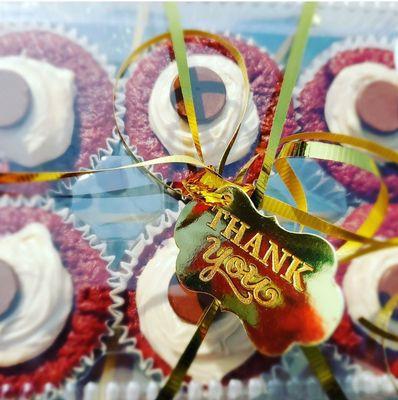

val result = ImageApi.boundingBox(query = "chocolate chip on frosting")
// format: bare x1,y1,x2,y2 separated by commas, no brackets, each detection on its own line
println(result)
170,66,226,124
168,273,215,325
0,260,19,317
378,264,398,297
378,264,398,321
356,80,398,134
0,69,31,128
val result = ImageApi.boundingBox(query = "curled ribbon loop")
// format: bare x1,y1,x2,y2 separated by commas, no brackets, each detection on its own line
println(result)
113,25,250,182
274,139,390,259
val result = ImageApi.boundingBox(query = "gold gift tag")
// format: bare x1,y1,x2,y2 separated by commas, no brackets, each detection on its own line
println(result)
174,185,344,356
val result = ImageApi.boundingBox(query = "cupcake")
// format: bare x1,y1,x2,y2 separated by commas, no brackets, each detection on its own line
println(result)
119,34,298,184
0,26,115,196
121,210,280,384
296,38,398,202
331,204,398,378
0,197,113,397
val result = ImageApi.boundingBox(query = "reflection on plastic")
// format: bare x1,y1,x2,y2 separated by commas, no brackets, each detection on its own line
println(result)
70,156,177,241
51,372,397,400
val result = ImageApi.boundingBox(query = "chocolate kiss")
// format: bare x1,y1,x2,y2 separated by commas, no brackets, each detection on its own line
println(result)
0,260,19,318
378,264,398,321
170,66,227,124
0,69,32,128
168,273,216,325
356,80,398,134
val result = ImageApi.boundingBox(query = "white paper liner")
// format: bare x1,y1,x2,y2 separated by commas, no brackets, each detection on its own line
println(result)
0,194,120,399
111,203,183,374
112,32,281,184
0,22,119,195
56,131,122,195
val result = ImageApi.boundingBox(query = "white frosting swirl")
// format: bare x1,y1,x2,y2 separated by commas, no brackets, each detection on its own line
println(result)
136,238,255,382
325,62,398,148
148,54,260,166
343,247,398,351
0,223,73,366
0,56,75,167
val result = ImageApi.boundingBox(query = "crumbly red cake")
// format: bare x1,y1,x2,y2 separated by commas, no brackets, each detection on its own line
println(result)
124,35,298,184
0,203,111,397
297,47,398,202
123,225,280,383
0,29,114,196
330,204,398,377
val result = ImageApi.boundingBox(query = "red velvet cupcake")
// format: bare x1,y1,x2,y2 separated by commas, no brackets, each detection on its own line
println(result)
331,204,398,378
0,197,113,397
118,34,298,184
296,38,398,202
0,26,115,196
120,210,280,384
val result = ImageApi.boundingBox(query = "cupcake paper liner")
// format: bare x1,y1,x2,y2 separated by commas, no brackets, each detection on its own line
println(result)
0,21,116,79
0,194,120,398
324,203,398,390
294,35,398,202
0,22,117,197
294,35,394,100
113,204,183,372
113,32,297,185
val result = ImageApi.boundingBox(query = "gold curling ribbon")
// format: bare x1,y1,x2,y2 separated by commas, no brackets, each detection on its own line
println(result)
280,132,398,163
113,31,185,201
164,3,204,163
274,139,390,258
279,132,398,255
301,346,348,400
2,141,393,255
261,195,398,247
0,155,206,183
233,154,260,186
252,2,317,207
255,129,398,260
279,140,379,173
0,14,394,255
164,2,250,174
272,133,398,393
0,142,396,257
276,134,398,260
274,157,308,215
